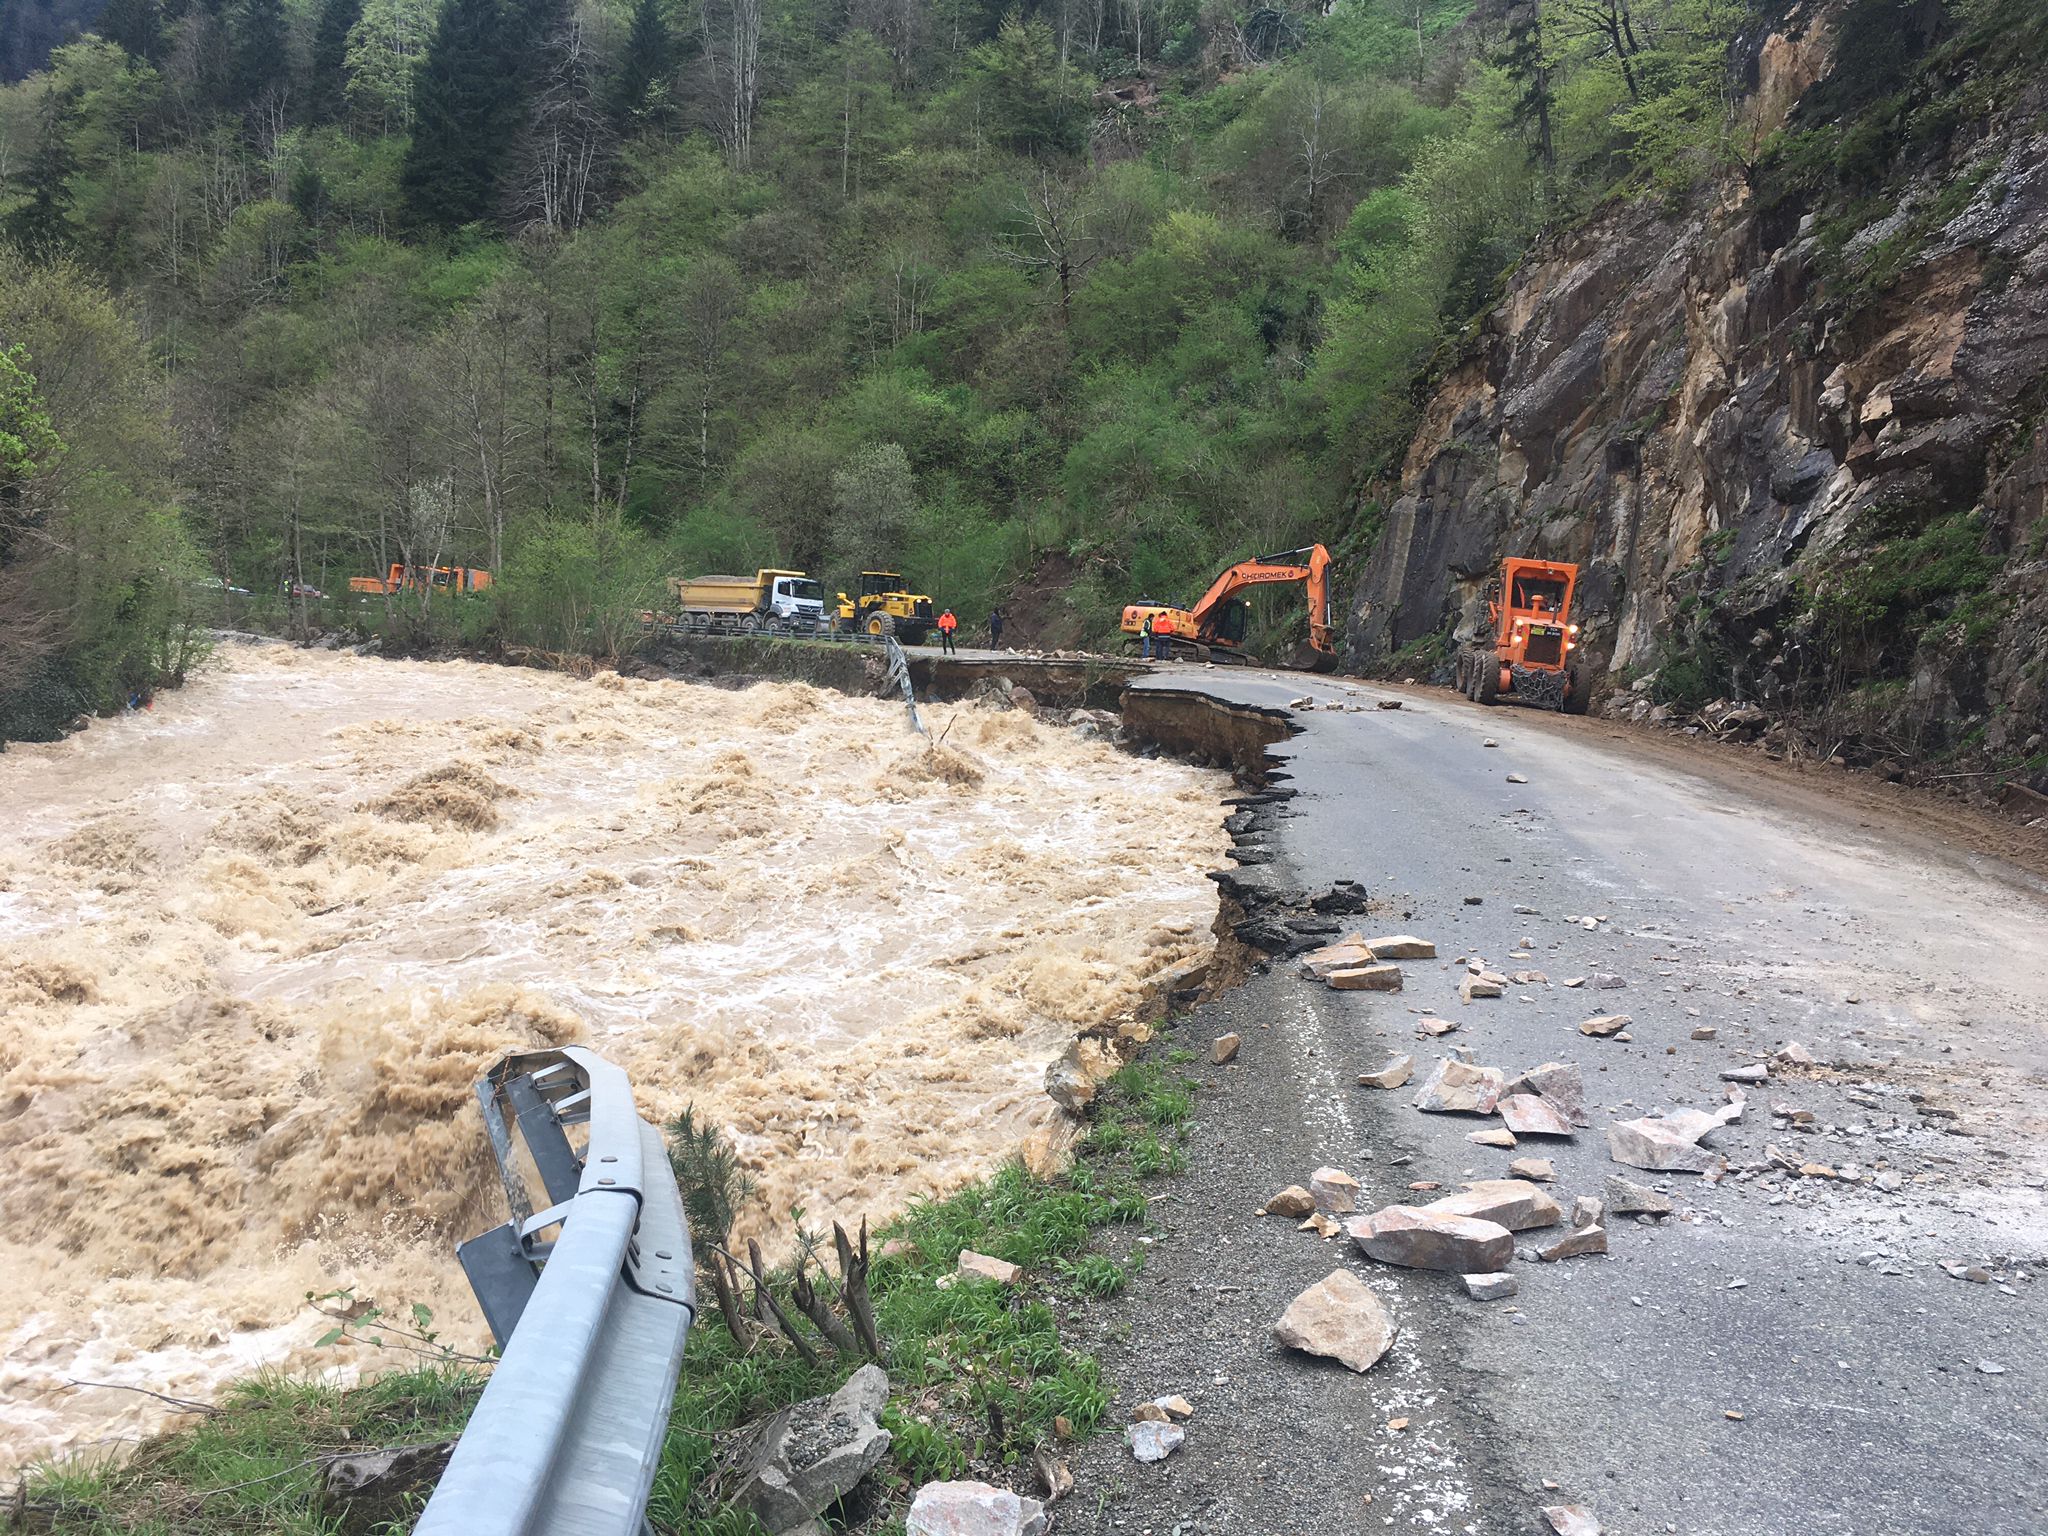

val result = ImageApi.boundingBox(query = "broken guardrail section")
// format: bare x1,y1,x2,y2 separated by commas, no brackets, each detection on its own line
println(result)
416,1045,696,1536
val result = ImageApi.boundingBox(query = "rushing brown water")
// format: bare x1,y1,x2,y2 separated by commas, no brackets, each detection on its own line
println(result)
0,642,1226,1471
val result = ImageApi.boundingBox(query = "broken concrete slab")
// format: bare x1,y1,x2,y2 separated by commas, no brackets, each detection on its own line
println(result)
1261,1186,1316,1219
1329,963,1404,992
1498,1094,1576,1138
1602,1175,1674,1216
1358,1054,1415,1089
735,1364,894,1534
1540,1224,1608,1261
1212,1033,1241,1065
1459,975,1505,1002
906,1480,1050,1536
1412,1058,1507,1114
1310,1167,1360,1214
1505,1061,1591,1126
1364,935,1437,960
1509,1157,1556,1182
1347,1206,1515,1273
1424,1179,1563,1232
957,1251,1021,1284
1464,1272,1519,1301
1125,1422,1185,1463
1270,1269,1398,1373
1578,1014,1630,1038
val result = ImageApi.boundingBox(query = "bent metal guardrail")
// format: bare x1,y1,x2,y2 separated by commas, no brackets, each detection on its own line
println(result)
416,1045,696,1536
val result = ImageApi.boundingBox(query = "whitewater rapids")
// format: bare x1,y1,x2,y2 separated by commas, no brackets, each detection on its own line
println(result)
0,641,1226,1471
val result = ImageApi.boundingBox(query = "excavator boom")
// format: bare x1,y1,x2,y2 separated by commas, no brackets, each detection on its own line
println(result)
1187,544,1335,653
1120,543,1335,663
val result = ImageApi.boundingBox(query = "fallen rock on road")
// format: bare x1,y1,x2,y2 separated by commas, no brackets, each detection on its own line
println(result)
1271,1269,1398,1372
1413,1058,1507,1114
1348,1205,1515,1273
1424,1178,1563,1231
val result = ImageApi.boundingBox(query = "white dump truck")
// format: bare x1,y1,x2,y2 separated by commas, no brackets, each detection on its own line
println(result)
666,569,828,633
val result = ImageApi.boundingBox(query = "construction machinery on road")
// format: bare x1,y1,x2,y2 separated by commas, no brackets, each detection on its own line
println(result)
1120,544,1336,667
669,569,828,633
836,571,936,644
348,563,493,595
1453,557,1588,712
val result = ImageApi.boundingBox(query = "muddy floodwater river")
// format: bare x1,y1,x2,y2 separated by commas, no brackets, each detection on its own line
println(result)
0,642,1228,1471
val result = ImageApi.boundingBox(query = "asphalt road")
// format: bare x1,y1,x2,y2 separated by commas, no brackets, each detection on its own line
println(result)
1062,667,2048,1536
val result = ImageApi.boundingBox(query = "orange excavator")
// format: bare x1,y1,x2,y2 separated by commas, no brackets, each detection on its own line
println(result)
1121,544,1336,667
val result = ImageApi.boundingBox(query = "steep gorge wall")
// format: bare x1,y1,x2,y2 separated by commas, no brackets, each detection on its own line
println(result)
1347,0,2048,785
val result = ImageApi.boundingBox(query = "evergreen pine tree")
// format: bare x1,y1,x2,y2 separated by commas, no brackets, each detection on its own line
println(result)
308,0,362,123
501,0,567,89
607,0,672,135
401,0,519,229
5,80,78,252
228,0,290,116
98,0,166,63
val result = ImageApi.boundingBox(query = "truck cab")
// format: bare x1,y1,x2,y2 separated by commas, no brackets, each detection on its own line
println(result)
763,571,827,628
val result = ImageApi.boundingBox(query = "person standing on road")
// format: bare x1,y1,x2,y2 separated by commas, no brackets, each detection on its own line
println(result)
938,608,958,654
988,607,1005,649
1140,611,1156,660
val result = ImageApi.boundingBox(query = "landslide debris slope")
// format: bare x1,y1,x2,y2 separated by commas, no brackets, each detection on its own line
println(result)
1349,0,2048,787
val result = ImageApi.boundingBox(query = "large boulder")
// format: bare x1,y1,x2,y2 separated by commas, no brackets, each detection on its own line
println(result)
1412,1059,1506,1114
1347,1206,1514,1273
1271,1269,1398,1372
907,1480,1050,1536
1423,1179,1562,1232
733,1365,893,1533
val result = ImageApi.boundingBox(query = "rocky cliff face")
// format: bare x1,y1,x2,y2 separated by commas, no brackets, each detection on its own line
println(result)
1347,0,2048,788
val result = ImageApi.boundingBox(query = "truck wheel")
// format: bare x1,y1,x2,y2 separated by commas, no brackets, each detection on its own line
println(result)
1475,657,1501,705
738,613,760,635
866,612,895,638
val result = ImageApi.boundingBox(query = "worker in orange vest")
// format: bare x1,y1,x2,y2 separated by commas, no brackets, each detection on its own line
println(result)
937,608,958,654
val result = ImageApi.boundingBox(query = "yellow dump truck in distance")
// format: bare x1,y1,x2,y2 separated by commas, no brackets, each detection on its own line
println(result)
667,569,827,633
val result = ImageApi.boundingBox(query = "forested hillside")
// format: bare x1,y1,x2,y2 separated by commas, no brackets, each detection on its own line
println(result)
1,0,1756,739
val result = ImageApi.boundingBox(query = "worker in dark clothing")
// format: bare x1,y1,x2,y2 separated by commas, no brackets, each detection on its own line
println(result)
988,608,1005,649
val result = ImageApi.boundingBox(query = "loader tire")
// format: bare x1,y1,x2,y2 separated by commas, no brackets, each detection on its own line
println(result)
1562,665,1589,715
1474,655,1501,705
1455,653,1469,696
865,612,895,639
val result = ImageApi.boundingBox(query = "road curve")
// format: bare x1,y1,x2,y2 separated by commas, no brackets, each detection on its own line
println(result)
1062,664,2047,1536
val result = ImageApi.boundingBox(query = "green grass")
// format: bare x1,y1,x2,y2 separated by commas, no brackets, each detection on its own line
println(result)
20,1365,485,1534
25,1040,1198,1535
